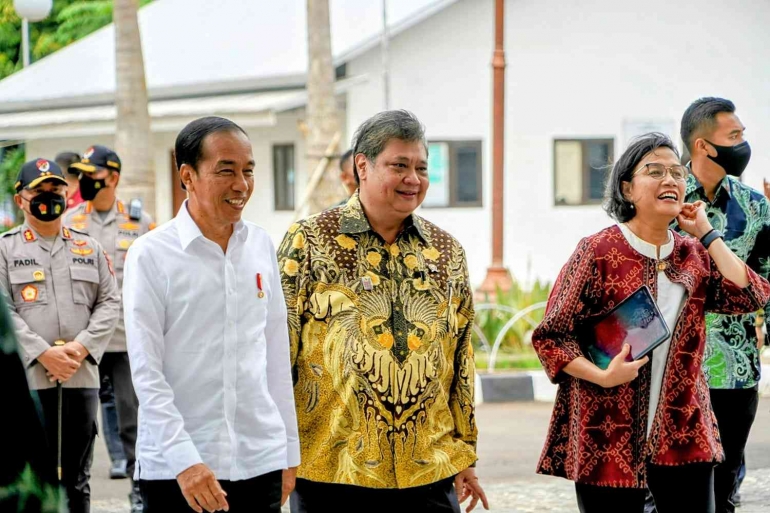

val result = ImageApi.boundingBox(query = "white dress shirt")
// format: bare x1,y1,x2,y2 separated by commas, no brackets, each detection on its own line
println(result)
124,201,300,481
618,224,686,436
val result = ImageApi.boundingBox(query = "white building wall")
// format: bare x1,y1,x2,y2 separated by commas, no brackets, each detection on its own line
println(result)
25,109,310,245
347,0,770,285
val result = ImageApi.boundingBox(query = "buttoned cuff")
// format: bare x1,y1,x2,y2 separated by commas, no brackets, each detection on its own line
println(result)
164,441,203,477
287,441,301,468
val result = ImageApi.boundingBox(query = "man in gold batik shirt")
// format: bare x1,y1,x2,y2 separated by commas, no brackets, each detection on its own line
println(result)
279,110,488,513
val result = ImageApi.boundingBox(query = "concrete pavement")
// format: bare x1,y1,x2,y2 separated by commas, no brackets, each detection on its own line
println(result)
91,398,770,512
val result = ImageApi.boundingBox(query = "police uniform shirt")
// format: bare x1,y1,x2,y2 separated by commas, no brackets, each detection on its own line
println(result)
63,199,154,353
0,224,121,390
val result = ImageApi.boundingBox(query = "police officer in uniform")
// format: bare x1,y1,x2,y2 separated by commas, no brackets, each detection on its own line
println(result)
0,158,120,513
65,145,154,511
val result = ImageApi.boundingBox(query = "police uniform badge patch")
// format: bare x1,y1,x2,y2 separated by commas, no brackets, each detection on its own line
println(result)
23,229,36,242
118,239,132,250
33,270,45,282
21,285,38,302
120,222,140,231
62,227,72,240
73,240,88,247
71,247,94,256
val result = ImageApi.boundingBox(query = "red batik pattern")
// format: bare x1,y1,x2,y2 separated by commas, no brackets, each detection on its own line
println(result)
533,225,770,488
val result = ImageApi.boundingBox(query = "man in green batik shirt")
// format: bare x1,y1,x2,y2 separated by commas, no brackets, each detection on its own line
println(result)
676,98,770,513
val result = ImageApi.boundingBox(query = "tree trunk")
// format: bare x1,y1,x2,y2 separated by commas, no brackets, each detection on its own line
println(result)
305,0,341,215
114,0,155,218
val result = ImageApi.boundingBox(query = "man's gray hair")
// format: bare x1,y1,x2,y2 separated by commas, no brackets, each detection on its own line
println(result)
351,110,427,180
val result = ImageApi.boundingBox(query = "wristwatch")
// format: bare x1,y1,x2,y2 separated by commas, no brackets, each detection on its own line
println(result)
700,229,723,249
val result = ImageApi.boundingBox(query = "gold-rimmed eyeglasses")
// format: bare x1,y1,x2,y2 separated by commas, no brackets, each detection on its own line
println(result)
633,163,689,182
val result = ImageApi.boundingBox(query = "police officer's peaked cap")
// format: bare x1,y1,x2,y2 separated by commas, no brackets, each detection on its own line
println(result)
15,158,67,193
70,145,122,174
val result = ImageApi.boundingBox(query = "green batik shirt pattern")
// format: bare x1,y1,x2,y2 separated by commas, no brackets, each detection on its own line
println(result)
674,174,770,389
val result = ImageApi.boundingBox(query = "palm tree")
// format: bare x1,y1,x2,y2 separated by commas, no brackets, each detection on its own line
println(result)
304,0,341,215
113,0,154,217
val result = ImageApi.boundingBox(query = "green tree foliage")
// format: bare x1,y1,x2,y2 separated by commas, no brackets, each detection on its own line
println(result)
0,0,153,80
0,146,24,233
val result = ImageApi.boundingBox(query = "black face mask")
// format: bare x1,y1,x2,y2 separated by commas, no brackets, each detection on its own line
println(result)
24,191,66,222
705,139,751,177
79,175,108,201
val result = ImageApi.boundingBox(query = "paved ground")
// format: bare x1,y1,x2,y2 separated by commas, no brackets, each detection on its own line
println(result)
92,399,770,512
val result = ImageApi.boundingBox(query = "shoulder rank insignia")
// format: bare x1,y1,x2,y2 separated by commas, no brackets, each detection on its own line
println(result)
117,201,126,214
21,285,38,302
23,229,36,242
84,202,93,214
62,227,72,240
149,222,157,231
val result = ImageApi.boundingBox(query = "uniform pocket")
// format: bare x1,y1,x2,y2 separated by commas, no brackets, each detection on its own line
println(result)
70,266,100,305
9,268,48,307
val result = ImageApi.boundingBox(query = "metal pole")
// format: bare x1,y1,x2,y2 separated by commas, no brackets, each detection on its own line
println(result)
54,339,66,482
478,0,513,294
21,18,30,67
381,0,390,110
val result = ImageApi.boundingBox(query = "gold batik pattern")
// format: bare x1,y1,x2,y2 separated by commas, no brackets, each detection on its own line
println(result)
278,193,478,489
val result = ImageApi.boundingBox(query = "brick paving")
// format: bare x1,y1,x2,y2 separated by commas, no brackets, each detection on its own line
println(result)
92,398,770,512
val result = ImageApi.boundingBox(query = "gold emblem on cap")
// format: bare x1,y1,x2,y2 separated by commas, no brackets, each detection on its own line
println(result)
33,270,45,282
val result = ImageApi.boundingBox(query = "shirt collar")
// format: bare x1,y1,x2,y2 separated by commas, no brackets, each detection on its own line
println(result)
685,169,733,201
338,191,430,244
618,223,675,260
176,200,248,251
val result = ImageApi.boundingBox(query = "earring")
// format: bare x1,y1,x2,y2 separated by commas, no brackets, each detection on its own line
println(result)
630,204,635,209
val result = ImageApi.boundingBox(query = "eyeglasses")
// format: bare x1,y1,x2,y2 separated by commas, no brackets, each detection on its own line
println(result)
633,163,689,182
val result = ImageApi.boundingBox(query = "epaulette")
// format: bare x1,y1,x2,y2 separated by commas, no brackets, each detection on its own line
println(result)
1,226,22,238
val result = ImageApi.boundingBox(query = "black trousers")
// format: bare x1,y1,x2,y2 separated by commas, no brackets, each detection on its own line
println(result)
99,351,139,477
139,469,282,513
37,387,99,513
710,387,759,513
290,476,461,513
575,463,715,513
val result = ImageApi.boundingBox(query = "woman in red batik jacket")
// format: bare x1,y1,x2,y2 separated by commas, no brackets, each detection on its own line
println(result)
532,133,770,513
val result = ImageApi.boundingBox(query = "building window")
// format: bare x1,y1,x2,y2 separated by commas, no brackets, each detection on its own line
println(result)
423,140,482,208
553,138,614,206
273,144,295,211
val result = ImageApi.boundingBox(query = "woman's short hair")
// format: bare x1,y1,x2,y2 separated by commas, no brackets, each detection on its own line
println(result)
603,132,681,223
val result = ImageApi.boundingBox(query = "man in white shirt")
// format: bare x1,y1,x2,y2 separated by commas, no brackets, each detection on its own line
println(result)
124,116,300,513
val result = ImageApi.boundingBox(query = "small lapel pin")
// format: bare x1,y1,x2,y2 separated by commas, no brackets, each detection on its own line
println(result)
256,273,265,298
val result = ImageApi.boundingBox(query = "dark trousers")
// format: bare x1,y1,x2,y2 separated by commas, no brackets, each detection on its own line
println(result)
290,476,461,513
99,352,138,476
37,387,99,513
139,470,282,513
710,387,759,513
98,374,126,463
576,463,715,513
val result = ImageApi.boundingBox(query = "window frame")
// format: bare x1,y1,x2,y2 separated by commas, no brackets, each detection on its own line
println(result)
272,143,296,211
552,137,614,206
423,139,483,209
